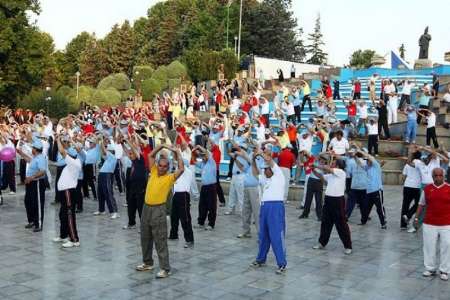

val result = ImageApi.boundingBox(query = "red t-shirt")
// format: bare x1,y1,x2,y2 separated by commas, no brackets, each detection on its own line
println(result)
82,124,94,135
210,144,221,168
354,82,361,93
303,156,316,175
241,102,251,113
326,85,332,98
423,183,450,226
286,126,297,142
278,148,296,169
347,104,357,116
140,145,152,169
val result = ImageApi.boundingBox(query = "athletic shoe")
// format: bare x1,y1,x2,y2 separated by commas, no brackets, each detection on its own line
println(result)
52,237,69,243
93,211,106,216
194,224,205,229
237,233,251,238
156,269,171,279
0,196,3,205
298,214,308,219
440,272,448,281
205,225,214,231
400,227,408,231
402,215,410,225
122,225,136,230
9,191,15,195
219,203,226,207
276,266,287,275
224,211,233,215
184,242,194,248
136,263,154,271
422,270,436,277
62,241,80,248
122,203,128,207
25,223,34,229
250,261,265,268
110,213,120,219
407,227,417,233
381,224,387,230
312,244,325,250
33,227,42,232
343,248,352,255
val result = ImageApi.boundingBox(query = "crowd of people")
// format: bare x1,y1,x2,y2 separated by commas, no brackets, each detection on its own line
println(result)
0,73,449,280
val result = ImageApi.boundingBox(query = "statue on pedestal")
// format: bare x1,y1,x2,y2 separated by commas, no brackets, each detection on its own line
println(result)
418,26,431,59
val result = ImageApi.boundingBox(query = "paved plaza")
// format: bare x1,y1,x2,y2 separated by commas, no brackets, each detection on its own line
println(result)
0,185,449,300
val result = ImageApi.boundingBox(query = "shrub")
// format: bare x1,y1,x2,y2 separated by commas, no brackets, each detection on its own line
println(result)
97,73,131,91
142,78,164,101
18,88,70,119
121,89,137,101
166,60,188,80
90,88,122,107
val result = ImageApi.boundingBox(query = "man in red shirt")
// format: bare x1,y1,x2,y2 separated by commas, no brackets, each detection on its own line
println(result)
353,80,361,100
277,145,296,201
344,99,357,126
414,168,450,281
210,141,225,206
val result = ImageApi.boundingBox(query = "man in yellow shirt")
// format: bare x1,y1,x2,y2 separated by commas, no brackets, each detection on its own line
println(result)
136,144,184,279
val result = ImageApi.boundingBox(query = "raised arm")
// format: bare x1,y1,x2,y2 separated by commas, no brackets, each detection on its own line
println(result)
148,144,165,170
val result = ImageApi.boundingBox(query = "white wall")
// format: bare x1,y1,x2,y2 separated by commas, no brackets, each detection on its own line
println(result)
253,56,322,80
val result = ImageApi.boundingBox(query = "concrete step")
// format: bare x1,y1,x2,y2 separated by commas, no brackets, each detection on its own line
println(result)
353,139,408,156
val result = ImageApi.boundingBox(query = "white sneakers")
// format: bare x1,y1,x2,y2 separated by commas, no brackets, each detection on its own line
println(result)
407,227,417,233
110,213,120,219
52,237,69,243
312,244,325,250
93,211,106,216
62,241,80,248
9,191,15,195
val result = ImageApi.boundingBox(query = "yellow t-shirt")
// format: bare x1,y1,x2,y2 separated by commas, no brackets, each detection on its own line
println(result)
145,165,176,205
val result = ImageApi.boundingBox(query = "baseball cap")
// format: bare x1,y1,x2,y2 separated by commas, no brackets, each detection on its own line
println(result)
32,139,43,150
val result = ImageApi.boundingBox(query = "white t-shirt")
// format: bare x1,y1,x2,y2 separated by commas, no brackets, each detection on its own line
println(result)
259,164,285,202
260,101,270,114
357,105,368,119
426,113,436,128
281,102,295,116
367,123,378,135
328,137,349,155
174,167,192,193
414,158,440,185
57,156,82,191
401,82,415,96
402,164,421,188
443,93,450,103
298,135,313,153
324,168,347,197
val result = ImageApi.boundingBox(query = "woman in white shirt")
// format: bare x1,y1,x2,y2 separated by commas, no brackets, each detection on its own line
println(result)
400,151,422,230
311,158,352,255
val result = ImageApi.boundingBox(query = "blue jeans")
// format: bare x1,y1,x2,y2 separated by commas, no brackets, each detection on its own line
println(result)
405,120,417,142
256,201,287,267
98,173,117,213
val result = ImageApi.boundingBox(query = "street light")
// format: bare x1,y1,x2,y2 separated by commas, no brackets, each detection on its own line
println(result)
75,71,80,101
226,0,233,49
237,0,243,58
234,36,238,55
45,86,51,115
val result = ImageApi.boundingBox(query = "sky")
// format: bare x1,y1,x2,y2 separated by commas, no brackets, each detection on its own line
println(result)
34,0,450,66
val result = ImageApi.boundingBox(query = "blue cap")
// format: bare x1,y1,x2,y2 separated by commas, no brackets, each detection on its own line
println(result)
66,147,77,157
107,144,115,152
32,139,43,150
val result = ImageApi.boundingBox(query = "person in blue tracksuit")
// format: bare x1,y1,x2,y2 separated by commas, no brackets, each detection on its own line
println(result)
250,151,287,274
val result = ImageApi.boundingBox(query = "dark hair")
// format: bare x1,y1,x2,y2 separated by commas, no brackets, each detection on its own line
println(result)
412,151,422,160
335,158,346,170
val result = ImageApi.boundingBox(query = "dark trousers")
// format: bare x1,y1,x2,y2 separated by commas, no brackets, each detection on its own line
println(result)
447,167,450,184
262,114,270,128
398,94,410,109
24,179,46,228
198,184,217,228
301,95,312,112
3,161,16,192
346,189,366,218
82,164,97,199
416,105,429,124
400,187,420,228
216,170,225,204
426,127,439,148
333,90,340,100
59,188,79,242
170,192,194,242
368,134,379,155
378,119,390,139
75,180,83,211
353,92,361,100
98,173,117,213
227,157,234,178
19,159,26,184
113,160,124,193
54,166,64,202
294,105,301,123
301,177,323,219
167,112,173,130
361,190,386,225
126,184,145,226
318,196,352,249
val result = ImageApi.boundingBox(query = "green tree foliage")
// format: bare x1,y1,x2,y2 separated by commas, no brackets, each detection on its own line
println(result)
17,88,70,119
90,88,122,107
349,49,376,69
141,78,164,100
182,48,238,81
79,39,109,86
306,14,328,65
97,73,131,91
103,21,136,76
132,65,154,82
166,60,188,79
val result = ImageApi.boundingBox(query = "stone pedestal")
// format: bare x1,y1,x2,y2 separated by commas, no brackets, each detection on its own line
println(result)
414,59,432,69
444,51,450,62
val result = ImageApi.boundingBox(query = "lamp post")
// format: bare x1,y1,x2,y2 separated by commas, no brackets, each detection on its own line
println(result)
75,71,80,101
226,0,233,49
237,0,243,59
45,86,51,116
234,36,238,56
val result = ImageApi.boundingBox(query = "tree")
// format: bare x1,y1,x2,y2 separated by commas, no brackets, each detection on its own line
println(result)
17,88,70,119
349,49,376,69
306,14,327,65
79,39,109,86
399,44,406,60
103,21,136,76
97,73,131,91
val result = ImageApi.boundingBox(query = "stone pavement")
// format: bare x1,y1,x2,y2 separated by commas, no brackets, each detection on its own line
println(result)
0,185,449,300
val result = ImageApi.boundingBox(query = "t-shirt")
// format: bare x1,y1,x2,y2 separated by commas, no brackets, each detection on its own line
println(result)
367,122,378,135
426,113,436,128
145,165,176,206
324,168,346,197
357,105,368,119
298,135,313,153
328,137,349,155
259,164,285,201
57,156,82,191
402,164,421,188
414,158,440,185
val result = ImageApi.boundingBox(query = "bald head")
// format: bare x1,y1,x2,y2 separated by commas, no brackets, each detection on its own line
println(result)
432,168,445,186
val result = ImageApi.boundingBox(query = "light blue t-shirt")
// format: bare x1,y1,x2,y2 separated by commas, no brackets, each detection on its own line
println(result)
100,152,117,173
418,95,430,106
85,145,100,164
27,153,47,179
198,156,217,185
56,152,66,167
232,156,249,175
349,159,368,190
77,150,85,180
366,159,383,193
345,156,356,178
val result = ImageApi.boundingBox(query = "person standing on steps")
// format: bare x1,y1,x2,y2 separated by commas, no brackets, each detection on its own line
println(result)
136,144,184,279
311,156,353,255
